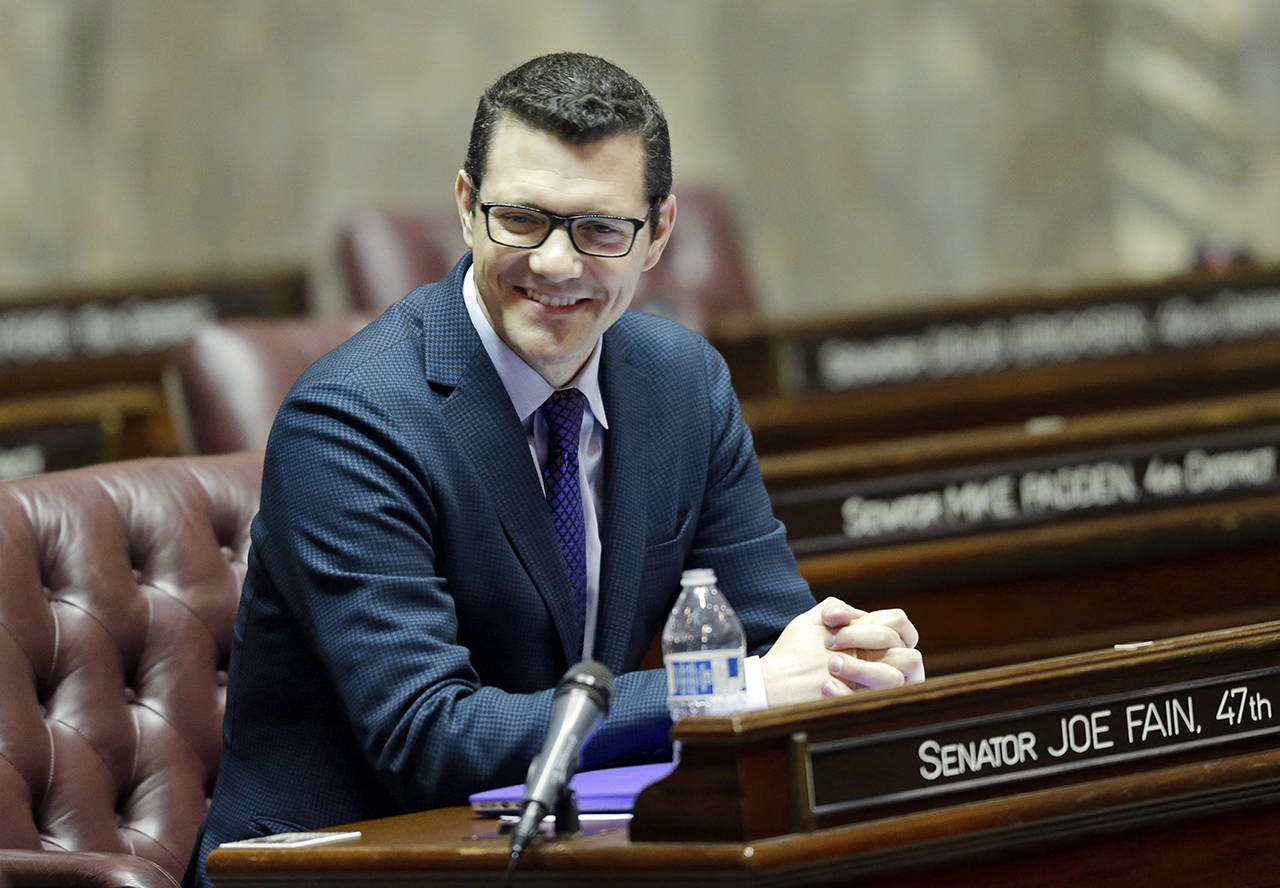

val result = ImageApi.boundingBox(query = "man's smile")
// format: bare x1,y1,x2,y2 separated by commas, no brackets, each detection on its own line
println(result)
516,286,592,308
462,120,670,387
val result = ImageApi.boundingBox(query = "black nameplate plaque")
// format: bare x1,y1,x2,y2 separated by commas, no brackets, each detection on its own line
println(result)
0,421,106,480
806,665,1280,817
787,277,1280,395
0,442,46,480
775,424,1280,555
0,270,307,393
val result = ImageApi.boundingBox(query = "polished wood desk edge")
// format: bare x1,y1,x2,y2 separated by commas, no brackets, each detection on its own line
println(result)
0,265,308,309
668,619,1280,743
796,490,1280,584
742,337,1280,427
922,602,1280,677
758,386,1280,483
206,744,1280,879
708,264,1280,347
0,384,167,429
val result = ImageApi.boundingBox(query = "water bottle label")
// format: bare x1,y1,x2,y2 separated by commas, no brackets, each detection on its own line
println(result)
664,649,745,697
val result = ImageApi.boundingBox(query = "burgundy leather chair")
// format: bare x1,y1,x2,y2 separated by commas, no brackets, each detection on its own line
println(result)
337,206,462,317
629,184,758,332
167,314,372,455
0,452,263,887
335,185,758,333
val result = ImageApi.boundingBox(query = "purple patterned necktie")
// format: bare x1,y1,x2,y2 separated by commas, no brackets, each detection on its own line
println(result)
539,388,588,645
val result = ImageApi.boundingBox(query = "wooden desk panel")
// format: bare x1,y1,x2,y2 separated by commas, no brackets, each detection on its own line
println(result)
206,753,1280,887
0,268,307,470
799,491,1280,675
723,265,1280,453
208,624,1280,888
0,385,176,478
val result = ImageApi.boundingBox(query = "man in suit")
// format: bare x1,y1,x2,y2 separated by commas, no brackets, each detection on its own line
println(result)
185,52,922,887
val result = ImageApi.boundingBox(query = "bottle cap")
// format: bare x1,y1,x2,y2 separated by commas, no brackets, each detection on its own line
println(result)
680,568,717,586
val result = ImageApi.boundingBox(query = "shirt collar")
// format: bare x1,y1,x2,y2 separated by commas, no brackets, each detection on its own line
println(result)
462,265,609,428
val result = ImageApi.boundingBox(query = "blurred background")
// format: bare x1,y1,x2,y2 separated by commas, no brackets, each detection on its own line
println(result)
3,0,1278,317
5,11,1280,879
4,0,1280,478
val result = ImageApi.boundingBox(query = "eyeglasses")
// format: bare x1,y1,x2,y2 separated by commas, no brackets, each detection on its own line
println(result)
479,203,647,258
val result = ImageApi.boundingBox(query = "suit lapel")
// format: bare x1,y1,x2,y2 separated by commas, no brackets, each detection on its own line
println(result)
426,258,581,667
594,326,651,673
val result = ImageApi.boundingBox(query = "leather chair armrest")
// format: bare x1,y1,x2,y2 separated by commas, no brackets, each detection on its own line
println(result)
0,849,178,888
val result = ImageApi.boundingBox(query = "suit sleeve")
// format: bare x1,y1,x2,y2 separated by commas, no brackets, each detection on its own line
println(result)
249,324,808,812
252,374,668,812
687,338,816,655
573,334,814,764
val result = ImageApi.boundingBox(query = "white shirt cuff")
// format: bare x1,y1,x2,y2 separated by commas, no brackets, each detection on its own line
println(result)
742,655,769,711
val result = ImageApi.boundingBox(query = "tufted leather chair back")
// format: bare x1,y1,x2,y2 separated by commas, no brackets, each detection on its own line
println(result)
0,452,263,884
167,315,372,455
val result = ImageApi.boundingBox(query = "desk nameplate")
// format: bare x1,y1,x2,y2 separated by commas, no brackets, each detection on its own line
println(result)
806,665,1280,817
0,269,307,395
0,420,105,479
788,276,1280,396
777,424,1280,554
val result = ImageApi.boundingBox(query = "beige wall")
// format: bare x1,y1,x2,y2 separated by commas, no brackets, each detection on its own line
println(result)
2,0,1277,317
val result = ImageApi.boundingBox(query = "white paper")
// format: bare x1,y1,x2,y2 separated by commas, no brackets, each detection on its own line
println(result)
219,830,362,848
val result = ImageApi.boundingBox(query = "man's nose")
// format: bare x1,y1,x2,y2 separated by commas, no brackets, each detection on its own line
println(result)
528,226,583,280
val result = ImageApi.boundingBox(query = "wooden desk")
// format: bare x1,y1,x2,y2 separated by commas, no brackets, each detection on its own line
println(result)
0,385,174,479
0,268,307,468
208,623,1280,888
758,391,1280,674
721,265,1280,453
206,783,1280,887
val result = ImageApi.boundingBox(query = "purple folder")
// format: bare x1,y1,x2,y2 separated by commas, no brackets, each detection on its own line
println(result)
469,761,676,815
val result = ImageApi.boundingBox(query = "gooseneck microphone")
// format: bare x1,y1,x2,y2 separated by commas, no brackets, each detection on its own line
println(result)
508,660,616,865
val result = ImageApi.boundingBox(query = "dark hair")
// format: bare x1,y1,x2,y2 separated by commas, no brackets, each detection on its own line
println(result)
463,52,672,230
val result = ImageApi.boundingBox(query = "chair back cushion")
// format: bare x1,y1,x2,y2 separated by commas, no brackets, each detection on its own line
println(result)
335,187,759,333
0,452,262,880
633,185,758,331
338,206,462,314
169,315,370,454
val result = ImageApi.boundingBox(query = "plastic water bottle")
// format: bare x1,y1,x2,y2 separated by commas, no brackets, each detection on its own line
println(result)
662,568,747,721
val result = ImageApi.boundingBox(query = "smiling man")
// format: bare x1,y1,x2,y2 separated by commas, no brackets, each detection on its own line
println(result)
459,117,666,387
183,53,922,888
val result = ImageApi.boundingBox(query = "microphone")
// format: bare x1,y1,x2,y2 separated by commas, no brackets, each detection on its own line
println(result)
509,660,616,862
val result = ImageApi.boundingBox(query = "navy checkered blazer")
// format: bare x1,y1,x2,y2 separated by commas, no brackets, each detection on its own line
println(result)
185,254,813,886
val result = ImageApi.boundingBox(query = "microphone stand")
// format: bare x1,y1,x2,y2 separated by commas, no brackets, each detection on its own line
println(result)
554,787,580,837
504,788,582,884
506,661,614,880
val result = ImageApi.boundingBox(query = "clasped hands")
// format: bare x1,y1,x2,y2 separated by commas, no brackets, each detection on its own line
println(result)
759,598,924,708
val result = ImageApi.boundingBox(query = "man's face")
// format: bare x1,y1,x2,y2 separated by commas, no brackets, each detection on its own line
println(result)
456,117,675,387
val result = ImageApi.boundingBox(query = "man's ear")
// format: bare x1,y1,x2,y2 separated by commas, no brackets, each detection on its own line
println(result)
641,194,677,272
455,170,476,250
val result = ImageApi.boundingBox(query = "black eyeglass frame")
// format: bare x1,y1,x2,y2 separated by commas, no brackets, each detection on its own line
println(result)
478,202,649,258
